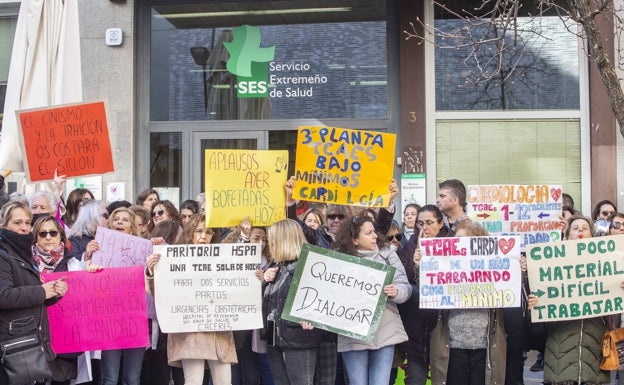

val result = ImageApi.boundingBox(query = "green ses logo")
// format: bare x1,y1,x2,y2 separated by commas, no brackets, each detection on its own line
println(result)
224,25,275,98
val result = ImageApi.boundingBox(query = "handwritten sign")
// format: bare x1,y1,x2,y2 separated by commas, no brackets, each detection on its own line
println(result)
527,234,624,322
91,226,153,267
45,267,149,353
282,244,394,342
466,184,563,249
204,150,288,227
418,236,522,309
17,101,114,182
293,126,396,207
153,243,263,333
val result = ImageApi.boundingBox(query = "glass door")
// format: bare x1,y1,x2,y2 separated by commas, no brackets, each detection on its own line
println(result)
191,131,268,199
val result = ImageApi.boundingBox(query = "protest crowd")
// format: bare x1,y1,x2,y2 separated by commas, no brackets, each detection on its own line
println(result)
3,161,624,385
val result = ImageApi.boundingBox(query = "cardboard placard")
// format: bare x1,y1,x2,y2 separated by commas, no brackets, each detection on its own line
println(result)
44,267,149,353
293,126,396,207
418,236,522,309
527,234,624,322
153,243,263,333
282,244,395,342
204,149,288,227
466,184,563,249
17,101,114,182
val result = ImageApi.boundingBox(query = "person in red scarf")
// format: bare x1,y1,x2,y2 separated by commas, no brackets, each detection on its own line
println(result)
31,215,73,274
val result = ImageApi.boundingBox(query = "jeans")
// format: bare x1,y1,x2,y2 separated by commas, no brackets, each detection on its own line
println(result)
446,348,486,385
267,346,317,385
258,353,275,385
341,345,395,385
404,353,428,385
100,348,146,385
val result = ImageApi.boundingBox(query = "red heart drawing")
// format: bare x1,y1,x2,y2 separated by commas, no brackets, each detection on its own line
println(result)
499,238,515,255
550,188,562,202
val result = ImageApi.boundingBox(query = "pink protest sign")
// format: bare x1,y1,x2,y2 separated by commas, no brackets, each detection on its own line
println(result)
44,267,149,353
91,226,153,267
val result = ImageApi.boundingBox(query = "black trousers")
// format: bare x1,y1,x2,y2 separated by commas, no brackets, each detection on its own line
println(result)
446,348,486,385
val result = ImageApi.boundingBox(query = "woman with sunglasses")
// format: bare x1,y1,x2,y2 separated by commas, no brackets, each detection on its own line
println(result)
31,214,83,384
386,221,404,253
396,204,452,385
0,200,72,384
149,200,181,233
145,214,237,385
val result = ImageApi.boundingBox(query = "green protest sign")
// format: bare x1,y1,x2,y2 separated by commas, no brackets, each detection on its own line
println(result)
526,234,624,322
282,243,395,342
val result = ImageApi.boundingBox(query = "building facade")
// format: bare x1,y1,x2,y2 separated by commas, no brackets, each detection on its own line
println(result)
0,0,620,214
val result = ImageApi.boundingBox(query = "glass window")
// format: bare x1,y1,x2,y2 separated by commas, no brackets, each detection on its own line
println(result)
150,2,388,121
434,2,580,110
0,14,17,131
436,119,581,202
150,132,183,189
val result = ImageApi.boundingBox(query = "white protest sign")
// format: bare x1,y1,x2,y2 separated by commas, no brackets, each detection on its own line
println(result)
527,234,624,322
153,243,263,333
419,236,522,309
91,226,153,267
466,184,563,249
282,244,394,342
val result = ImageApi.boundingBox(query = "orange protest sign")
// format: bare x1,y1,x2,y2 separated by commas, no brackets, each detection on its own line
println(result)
17,101,114,182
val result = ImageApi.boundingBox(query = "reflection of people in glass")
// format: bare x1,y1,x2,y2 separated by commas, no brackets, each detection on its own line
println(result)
206,30,238,121
205,29,271,120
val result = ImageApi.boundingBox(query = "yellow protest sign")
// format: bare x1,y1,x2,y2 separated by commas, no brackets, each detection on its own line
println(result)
293,126,396,207
204,149,288,227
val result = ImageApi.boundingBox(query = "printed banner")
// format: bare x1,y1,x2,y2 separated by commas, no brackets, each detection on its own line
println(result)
91,226,153,267
153,243,263,333
282,244,395,342
401,173,426,214
293,126,396,207
205,149,288,227
419,236,522,309
17,101,114,182
527,235,624,322
466,184,563,249
44,267,149,353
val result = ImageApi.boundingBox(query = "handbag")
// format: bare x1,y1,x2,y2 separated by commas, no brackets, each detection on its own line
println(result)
600,316,624,370
1,309,53,385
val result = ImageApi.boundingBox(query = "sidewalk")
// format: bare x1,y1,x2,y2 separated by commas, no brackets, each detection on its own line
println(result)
524,350,544,385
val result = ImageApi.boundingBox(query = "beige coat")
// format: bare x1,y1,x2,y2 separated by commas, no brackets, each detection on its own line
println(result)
145,274,238,367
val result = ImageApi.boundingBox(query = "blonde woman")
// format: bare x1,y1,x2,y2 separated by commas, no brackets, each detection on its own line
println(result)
262,219,322,385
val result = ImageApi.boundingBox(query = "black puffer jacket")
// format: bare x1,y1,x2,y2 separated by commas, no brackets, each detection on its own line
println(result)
262,260,323,350
0,239,53,345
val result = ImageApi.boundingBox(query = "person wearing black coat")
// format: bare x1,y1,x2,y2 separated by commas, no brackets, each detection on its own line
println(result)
0,200,71,384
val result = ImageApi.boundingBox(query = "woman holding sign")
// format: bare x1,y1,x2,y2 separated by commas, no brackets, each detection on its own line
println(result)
145,214,237,385
528,215,613,385
332,214,411,385
262,219,323,385
0,200,73,384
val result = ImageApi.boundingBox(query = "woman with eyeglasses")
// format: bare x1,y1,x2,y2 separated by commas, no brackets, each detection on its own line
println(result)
396,204,452,385
149,200,181,232
67,200,109,263
608,212,624,235
0,200,73,384
145,214,237,385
